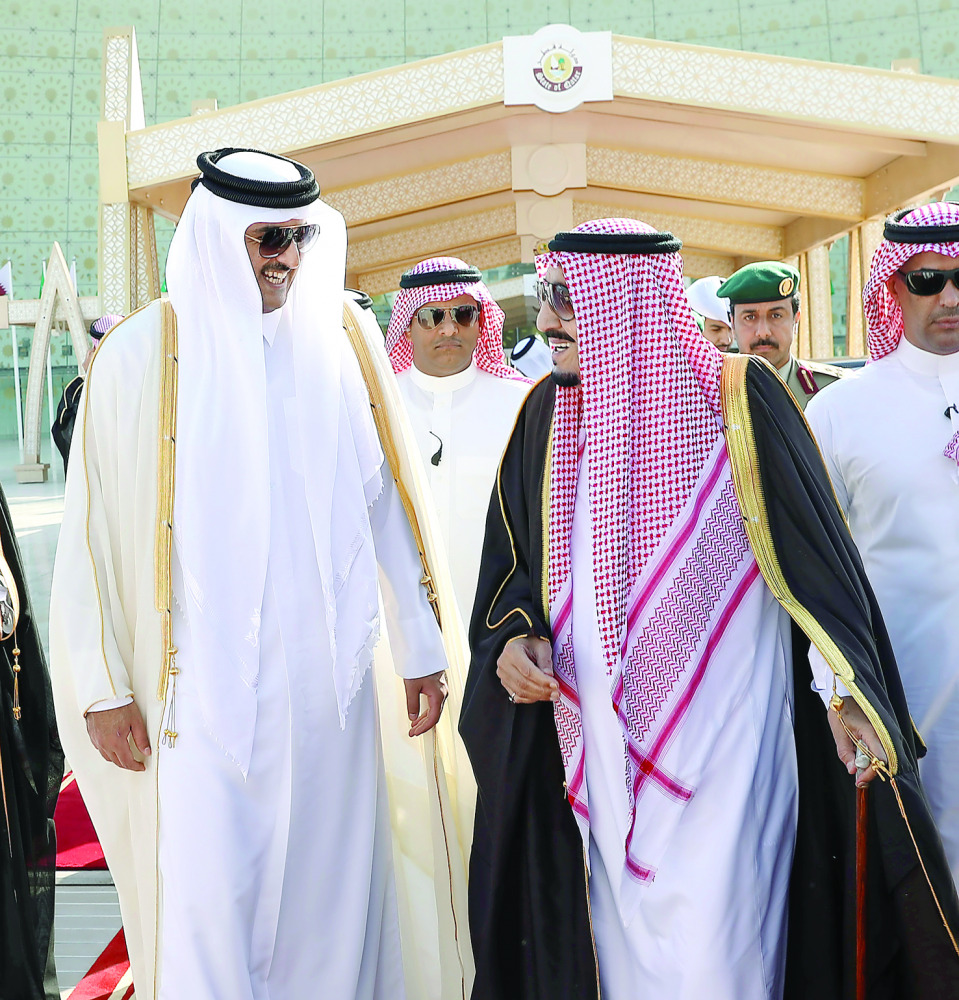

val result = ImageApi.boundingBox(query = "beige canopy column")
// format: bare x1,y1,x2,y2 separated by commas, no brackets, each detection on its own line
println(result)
102,28,959,358
98,27,159,317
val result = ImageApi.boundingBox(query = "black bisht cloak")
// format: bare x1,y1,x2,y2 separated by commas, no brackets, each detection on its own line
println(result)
460,356,959,1000
0,483,63,999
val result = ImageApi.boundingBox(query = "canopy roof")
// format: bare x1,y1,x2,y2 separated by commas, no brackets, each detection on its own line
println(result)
106,32,959,295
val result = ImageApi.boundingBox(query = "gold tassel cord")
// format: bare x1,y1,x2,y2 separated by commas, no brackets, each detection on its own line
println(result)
160,657,179,748
11,632,20,722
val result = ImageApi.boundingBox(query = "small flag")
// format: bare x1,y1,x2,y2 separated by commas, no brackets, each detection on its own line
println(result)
0,261,11,297
38,259,46,297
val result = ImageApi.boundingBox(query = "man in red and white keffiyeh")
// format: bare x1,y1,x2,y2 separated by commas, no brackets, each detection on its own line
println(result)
807,200,959,884
385,257,531,624
458,218,936,1000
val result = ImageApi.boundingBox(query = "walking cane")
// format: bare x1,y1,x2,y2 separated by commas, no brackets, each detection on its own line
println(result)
855,747,871,1000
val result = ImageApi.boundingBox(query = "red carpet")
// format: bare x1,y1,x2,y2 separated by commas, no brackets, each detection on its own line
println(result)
55,772,107,870
56,772,133,997
66,929,133,1000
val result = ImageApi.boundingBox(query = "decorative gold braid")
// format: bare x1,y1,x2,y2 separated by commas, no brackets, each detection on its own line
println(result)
155,301,179,748
10,632,20,721
540,421,553,625
341,305,442,627
720,353,898,775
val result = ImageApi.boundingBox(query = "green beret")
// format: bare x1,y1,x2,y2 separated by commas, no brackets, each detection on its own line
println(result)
717,261,800,305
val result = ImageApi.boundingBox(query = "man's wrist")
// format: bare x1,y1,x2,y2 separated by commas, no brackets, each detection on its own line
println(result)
85,694,134,715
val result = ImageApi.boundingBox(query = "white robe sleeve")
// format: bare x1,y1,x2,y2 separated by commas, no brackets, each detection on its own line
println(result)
370,473,447,680
50,360,137,716
807,645,852,708
804,397,850,513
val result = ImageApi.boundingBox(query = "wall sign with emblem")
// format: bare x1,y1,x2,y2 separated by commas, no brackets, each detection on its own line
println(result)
504,24,613,114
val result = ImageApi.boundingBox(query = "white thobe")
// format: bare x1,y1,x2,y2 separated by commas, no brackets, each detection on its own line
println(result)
571,449,798,999
395,363,529,625
806,337,959,880
158,316,443,1000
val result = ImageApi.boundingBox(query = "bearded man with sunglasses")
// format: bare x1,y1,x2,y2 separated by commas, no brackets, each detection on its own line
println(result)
49,149,456,1000
807,201,959,884
385,258,530,626
461,217,959,1000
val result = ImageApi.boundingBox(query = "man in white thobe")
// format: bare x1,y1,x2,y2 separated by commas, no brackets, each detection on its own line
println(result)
49,149,450,1000
385,258,530,626
807,201,959,881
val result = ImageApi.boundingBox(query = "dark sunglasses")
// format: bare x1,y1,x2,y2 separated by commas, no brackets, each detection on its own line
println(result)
897,267,959,296
535,278,575,321
245,224,320,259
414,305,481,329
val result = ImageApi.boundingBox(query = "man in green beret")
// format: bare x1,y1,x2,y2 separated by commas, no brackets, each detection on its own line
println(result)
719,261,842,410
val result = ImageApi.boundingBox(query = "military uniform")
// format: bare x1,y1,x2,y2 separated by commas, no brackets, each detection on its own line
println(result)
778,355,843,412
719,261,844,411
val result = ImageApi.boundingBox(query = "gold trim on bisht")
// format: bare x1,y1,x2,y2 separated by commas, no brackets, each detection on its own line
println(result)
155,300,179,748
540,421,553,625
341,304,442,628
720,353,898,775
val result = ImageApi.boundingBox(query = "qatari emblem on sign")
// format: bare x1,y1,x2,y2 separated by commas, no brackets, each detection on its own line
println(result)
504,25,613,114
533,45,583,93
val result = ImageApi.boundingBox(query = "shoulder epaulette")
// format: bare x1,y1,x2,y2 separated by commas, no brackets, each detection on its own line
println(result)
797,359,845,395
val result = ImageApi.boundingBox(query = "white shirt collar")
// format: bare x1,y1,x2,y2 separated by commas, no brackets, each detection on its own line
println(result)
408,359,478,393
894,335,959,377
261,308,282,347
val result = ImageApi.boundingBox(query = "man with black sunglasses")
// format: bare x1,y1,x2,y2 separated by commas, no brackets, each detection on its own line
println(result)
385,257,531,626
49,149,461,1000
807,201,959,887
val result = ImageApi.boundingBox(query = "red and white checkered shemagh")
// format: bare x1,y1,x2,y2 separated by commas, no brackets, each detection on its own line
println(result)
385,256,527,381
863,201,959,360
538,219,724,677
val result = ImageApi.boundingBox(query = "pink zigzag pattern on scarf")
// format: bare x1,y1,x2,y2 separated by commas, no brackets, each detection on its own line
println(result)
615,481,749,750
945,430,959,467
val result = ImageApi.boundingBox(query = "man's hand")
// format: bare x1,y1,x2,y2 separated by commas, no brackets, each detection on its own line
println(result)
497,635,559,705
827,697,888,787
405,671,448,737
86,701,152,771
